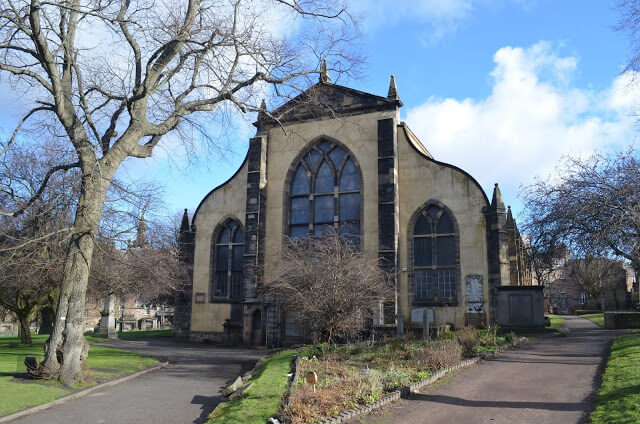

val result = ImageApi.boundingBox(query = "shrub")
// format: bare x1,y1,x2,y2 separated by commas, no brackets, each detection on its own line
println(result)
457,326,480,358
503,331,515,343
414,339,461,371
381,366,411,390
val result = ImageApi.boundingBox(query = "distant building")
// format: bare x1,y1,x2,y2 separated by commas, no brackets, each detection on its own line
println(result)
545,252,632,314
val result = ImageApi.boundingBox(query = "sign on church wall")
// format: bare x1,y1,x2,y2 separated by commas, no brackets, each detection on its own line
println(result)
466,274,484,313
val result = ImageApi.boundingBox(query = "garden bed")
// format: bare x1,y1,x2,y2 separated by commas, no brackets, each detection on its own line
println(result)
283,328,516,424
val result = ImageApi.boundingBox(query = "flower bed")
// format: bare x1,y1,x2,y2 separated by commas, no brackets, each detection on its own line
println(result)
282,328,515,423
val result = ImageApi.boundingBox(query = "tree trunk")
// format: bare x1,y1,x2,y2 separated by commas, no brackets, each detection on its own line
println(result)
41,170,112,386
39,306,54,335
18,314,32,345
39,289,58,335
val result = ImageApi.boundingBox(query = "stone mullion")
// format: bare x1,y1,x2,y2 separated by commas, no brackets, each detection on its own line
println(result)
226,238,233,297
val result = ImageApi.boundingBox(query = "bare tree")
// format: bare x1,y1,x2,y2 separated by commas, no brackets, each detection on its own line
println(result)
615,0,640,76
88,218,183,303
0,0,360,384
568,256,627,310
262,232,391,344
0,147,75,344
520,148,640,275
0,214,66,344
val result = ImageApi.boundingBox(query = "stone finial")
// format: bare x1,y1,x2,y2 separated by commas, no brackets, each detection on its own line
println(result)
257,99,267,121
388,74,399,100
490,183,506,212
319,59,331,84
180,208,190,233
506,205,516,228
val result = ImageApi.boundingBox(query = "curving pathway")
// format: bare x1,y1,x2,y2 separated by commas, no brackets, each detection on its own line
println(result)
363,316,618,424
11,338,265,424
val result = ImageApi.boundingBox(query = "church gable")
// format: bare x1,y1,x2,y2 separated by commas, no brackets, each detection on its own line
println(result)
256,78,401,128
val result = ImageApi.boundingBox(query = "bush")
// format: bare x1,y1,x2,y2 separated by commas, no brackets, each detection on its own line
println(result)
503,331,515,343
381,366,411,390
457,326,479,358
414,339,461,372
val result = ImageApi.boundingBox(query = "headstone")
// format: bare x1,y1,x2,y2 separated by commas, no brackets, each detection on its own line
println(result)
223,376,243,396
410,308,434,324
95,294,118,339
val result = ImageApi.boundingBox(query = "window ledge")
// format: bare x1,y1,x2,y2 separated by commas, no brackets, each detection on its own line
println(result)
411,300,459,307
209,298,245,304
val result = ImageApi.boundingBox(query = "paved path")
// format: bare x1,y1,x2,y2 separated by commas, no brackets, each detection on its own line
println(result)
13,338,265,424
364,316,618,424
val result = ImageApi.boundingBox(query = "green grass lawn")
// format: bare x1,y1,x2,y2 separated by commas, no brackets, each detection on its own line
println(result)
590,332,640,424
0,334,158,417
581,313,605,328
548,315,565,331
117,329,172,340
208,349,297,424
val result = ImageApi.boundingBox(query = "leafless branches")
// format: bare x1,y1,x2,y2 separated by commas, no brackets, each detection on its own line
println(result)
568,257,627,305
262,232,391,343
0,0,361,384
520,147,640,273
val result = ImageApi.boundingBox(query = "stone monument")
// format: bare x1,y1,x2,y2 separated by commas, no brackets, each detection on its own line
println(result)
96,294,118,339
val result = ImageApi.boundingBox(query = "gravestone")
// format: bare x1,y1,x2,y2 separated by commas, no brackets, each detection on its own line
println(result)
410,308,434,324
121,315,137,331
139,318,157,331
96,294,118,339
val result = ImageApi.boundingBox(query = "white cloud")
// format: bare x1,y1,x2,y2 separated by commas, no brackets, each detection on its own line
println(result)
352,0,530,44
405,41,639,205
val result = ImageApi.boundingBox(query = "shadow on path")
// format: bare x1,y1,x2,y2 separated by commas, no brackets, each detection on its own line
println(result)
410,393,585,411
362,316,619,424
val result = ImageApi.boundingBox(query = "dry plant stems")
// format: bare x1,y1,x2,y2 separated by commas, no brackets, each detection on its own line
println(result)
284,338,463,424
456,326,479,358
262,231,392,343
0,0,361,385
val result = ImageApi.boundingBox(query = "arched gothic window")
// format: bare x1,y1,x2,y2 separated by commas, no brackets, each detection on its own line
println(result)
412,204,458,303
288,140,361,241
210,219,244,301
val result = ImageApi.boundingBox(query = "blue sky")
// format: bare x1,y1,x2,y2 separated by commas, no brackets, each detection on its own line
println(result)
101,1,640,222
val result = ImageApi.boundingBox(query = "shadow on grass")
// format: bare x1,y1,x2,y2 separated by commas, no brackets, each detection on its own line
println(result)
596,383,640,404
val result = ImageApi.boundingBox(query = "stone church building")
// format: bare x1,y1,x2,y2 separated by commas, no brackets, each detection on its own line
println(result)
175,67,531,346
